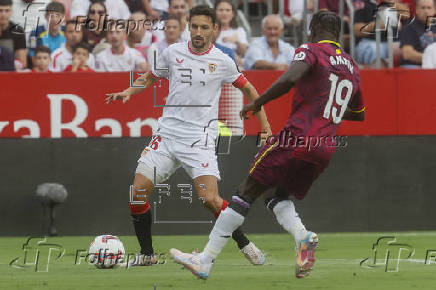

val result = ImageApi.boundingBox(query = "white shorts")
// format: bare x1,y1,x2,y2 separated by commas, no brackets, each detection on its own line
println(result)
136,136,220,184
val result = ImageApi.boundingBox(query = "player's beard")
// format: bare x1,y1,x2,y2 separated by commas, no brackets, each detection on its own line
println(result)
191,37,207,49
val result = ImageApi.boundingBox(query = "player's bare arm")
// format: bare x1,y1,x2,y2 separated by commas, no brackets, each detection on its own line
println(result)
105,71,159,104
240,61,311,119
238,81,272,137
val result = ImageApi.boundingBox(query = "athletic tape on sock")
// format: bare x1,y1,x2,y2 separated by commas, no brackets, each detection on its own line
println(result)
129,201,150,215
228,195,251,216
214,199,229,219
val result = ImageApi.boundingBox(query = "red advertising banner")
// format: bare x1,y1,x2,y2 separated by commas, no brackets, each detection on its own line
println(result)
1,69,436,138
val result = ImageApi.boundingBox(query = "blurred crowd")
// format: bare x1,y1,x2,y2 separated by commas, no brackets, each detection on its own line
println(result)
0,0,435,72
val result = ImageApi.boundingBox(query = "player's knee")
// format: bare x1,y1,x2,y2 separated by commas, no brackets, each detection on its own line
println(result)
199,193,221,212
265,187,289,211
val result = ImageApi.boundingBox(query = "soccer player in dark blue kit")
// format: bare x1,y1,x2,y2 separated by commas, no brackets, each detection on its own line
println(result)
170,10,365,279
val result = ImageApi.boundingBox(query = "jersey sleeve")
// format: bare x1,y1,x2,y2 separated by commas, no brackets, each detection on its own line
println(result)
223,56,247,88
292,44,317,67
151,46,170,78
422,44,436,68
349,87,365,113
237,27,249,45
399,25,418,49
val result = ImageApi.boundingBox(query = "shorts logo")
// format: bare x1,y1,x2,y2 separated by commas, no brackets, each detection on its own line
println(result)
208,63,217,73
294,52,306,61
201,162,209,168
141,148,150,156
176,58,184,64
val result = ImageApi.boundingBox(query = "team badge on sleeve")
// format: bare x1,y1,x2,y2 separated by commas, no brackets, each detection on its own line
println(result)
208,63,217,73
294,51,306,61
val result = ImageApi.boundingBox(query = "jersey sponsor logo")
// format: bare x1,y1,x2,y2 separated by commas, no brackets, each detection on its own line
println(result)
294,51,306,61
208,63,217,73
176,58,184,64
201,162,209,168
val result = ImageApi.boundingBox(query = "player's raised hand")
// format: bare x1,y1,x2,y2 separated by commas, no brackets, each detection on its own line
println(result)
240,101,262,120
105,91,131,104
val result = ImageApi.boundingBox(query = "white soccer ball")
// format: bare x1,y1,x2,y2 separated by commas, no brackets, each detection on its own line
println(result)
88,235,125,269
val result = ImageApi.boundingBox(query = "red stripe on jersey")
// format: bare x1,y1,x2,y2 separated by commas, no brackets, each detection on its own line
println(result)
52,51,63,68
232,74,248,88
188,41,213,55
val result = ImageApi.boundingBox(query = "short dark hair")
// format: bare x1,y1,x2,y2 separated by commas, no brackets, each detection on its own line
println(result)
45,2,65,14
0,0,12,6
189,5,216,25
166,14,182,25
309,10,341,40
35,45,51,56
65,19,80,29
72,42,90,54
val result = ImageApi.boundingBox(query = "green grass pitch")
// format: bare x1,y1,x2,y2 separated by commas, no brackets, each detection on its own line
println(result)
1,232,435,290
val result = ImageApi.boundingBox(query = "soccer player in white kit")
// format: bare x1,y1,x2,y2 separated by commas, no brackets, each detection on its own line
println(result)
106,5,272,266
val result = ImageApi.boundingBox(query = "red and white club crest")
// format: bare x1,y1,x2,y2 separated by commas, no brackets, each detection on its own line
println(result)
208,63,217,73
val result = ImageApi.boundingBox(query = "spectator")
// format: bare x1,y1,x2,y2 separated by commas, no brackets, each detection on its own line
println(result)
32,45,51,72
95,25,148,71
143,0,168,20
50,20,95,71
0,0,27,68
422,41,436,68
82,0,107,50
400,0,436,67
213,20,235,61
244,14,295,70
214,0,248,63
288,0,314,25
71,0,130,20
147,14,180,69
11,0,50,39
127,11,157,60
64,42,94,71
353,0,401,66
55,0,72,20
169,0,189,42
152,0,189,43
0,45,14,70
28,2,66,58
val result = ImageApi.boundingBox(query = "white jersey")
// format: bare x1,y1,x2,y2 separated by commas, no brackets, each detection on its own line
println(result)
95,46,146,72
50,44,96,72
71,0,131,20
216,27,248,53
151,41,247,146
150,0,169,12
422,43,436,69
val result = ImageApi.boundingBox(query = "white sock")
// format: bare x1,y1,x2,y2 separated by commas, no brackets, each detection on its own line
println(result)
200,207,245,264
273,200,308,244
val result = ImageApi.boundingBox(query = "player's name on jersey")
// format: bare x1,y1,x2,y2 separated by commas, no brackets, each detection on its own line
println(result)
329,55,354,74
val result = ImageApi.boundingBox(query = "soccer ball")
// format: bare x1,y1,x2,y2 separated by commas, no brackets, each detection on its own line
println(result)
88,235,125,269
